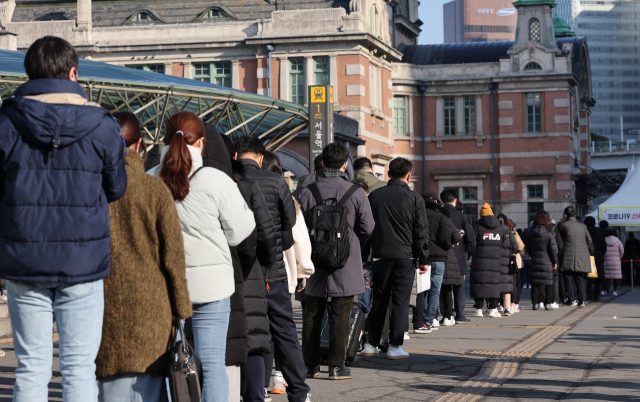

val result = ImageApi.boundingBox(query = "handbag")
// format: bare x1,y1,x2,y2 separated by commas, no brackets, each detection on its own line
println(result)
167,316,202,402
587,256,598,279
508,255,518,274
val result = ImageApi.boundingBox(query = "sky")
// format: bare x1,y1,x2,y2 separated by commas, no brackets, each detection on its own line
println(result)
418,0,449,45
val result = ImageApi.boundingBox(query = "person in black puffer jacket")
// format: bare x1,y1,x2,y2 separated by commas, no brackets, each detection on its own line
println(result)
440,206,463,324
525,214,558,310
412,191,459,331
470,204,504,317
235,137,310,402
221,135,277,402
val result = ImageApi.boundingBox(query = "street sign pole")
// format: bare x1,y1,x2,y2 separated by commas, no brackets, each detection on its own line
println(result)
308,85,334,174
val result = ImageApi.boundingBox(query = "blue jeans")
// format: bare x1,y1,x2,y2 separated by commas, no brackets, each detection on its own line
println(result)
98,373,167,402
7,279,104,402
190,298,231,402
423,261,445,323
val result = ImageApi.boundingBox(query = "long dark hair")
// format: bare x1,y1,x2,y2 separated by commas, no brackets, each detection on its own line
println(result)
262,151,283,176
497,213,515,232
158,111,205,201
112,111,146,160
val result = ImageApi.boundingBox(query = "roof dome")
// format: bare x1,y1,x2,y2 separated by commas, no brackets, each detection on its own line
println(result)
553,15,576,38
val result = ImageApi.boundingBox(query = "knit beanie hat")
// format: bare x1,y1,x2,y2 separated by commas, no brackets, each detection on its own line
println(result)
479,203,493,217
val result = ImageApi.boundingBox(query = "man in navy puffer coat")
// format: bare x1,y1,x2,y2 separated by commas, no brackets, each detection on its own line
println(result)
0,36,126,401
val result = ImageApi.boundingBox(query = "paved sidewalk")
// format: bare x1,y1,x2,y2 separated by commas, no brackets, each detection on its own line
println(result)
0,285,637,401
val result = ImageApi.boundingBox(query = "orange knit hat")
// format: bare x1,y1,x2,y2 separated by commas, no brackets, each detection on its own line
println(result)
479,203,493,217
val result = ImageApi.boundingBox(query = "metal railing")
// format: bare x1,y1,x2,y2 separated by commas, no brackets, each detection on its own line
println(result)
592,140,640,154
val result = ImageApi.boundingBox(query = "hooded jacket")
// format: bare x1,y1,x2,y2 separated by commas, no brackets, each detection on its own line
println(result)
586,225,607,275
604,234,624,280
239,159,296,284
558,217,594,273
443,204,476,275
297,171,374,297
0,79,127,283
439,207,463,286
230,160,276,356
525,225,558,286
423,200,460,263
368,179,429,264
352,169,387,192
470,215,503,299
149,146,256,304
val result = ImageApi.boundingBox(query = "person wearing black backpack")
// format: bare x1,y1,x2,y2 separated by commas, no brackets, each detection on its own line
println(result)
297,143,374,381
363,158,430,360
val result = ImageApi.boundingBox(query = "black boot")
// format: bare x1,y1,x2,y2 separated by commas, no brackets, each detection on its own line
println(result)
306,366,320,378
532,304,539,310
329,365,352,380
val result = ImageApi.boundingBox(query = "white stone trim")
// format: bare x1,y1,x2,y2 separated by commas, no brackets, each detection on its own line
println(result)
392,150,574,161
435,97,443,136
279,56,289,102
501,183,515,192
346,64,365,76
304,56,313,105
183,61,192,79
500,166,515,174
232,60,239,90
330,55,338,105
498,100,513,109
164,62,173,75
407,96,414,137
455,96,463,135
257,68,269,79
554,115,570,124
556,164,571,173
476,95,483,135
556,181,572,190
554,98,570,108
346,85,365,96
499,117,513,126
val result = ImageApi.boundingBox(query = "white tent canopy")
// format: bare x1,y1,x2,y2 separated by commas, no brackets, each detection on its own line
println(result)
598,161,640,226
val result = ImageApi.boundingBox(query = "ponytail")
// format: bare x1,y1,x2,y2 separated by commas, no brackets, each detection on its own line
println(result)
158,112,205,201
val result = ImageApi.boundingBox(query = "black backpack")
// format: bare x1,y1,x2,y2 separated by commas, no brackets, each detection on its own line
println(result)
306,183,360,271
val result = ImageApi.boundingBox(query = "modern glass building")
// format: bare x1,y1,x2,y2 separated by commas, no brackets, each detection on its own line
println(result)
557,0,640,139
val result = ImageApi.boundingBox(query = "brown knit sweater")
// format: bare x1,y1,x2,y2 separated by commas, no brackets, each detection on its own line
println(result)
96,152,192,378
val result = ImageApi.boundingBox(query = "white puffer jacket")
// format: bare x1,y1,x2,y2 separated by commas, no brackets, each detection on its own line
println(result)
149,145,256,303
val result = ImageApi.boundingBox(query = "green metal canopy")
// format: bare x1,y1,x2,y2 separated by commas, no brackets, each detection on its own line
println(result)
0,50,309,152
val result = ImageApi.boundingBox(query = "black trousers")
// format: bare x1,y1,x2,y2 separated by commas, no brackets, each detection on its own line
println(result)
587,278,603,299
302,295,352,367
241,355,265,402
474,298,499,309
265,280,310,402
413,291,427,329
531,284,553,305
454,275,467,320
514,270,523,304
440,285,455,319
564,272,587,304
369,259,415,347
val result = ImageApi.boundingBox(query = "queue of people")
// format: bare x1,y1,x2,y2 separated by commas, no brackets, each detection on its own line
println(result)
0,35,632,402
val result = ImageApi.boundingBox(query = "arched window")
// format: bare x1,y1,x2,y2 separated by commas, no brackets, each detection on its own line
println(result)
524,62,543,70
193,6,238,22
529,18,541,42
123,9,165,25
370,5,379,37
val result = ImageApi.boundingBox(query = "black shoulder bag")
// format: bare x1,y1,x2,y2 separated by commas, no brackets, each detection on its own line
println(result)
167,316,202,402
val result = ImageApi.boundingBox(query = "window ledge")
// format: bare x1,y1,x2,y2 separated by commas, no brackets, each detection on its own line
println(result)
370,108,387,120
393,135,418,141
433,134,487,141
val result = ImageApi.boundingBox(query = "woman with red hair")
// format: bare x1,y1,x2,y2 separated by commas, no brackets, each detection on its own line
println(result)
149,111,256,402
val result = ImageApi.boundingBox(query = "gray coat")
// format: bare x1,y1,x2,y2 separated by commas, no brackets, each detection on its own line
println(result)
297,175,375,297
557,217,594,273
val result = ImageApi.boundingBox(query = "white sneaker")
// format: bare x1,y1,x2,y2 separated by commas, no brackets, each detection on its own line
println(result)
488,309,501,318
404,331,410,340
473,308,484,317
613,291,618,296
272,371,287,394
572,300,578,306
264,388,272,402
497,304,504,313
442,317,455,326
305,393,311,402
360,343,379,356
538,302,544,309
551,302,559,309
387,345,410,360
432,318,440,329
528,284,531,289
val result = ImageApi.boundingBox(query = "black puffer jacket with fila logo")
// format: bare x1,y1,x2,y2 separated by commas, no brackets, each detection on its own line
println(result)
470,215,506,299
